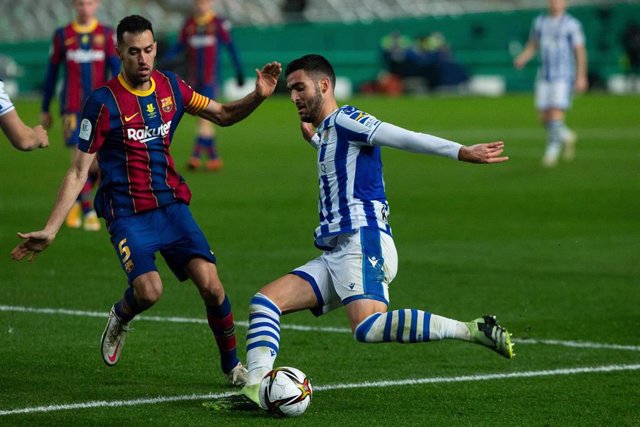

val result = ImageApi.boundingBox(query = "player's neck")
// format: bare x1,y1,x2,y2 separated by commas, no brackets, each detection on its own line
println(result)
549,9,565,18
118,73,154,94
315,102,339,127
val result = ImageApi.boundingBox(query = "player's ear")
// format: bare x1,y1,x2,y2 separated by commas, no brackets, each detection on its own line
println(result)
320,77,329,94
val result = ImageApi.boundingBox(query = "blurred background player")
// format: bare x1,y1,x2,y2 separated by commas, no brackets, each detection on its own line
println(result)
514,0,588,168
164,0,245,171
41,0,120,229
12,14,281,386
1,79,49,151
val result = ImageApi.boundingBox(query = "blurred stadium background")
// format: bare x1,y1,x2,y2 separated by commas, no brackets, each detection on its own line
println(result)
0,0,639,98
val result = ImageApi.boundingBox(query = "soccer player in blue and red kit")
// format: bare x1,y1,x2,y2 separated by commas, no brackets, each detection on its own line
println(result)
41,0,120,231
165,0,245,171
12,14,282,387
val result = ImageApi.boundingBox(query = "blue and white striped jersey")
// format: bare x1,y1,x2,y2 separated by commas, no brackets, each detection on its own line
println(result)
530,13,585,81
0,80,16,117
311,105,391,250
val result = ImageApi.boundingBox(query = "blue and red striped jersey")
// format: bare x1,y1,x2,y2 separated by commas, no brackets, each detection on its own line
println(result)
42,19,119,114
76,70,210,222
178,12,242,88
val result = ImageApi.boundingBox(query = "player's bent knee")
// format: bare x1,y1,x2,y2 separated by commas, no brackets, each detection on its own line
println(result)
354,312,384,343
132,275,163,307
249,292,282,316
137,285,162,307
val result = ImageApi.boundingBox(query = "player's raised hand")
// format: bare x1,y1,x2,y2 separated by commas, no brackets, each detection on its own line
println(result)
11,230,56,262
254,62,282,99
458,141,509,164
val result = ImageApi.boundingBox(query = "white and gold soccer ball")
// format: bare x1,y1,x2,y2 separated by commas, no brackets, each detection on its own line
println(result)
259,367,313,417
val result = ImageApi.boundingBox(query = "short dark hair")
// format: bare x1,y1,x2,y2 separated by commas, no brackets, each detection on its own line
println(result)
117,15,154,45
285,54,336,89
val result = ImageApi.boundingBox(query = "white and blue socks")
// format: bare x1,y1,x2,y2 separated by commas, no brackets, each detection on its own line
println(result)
354,310,470,343
245,293,282,385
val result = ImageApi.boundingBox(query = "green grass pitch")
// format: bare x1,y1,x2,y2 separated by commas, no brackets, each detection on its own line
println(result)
1,93,639,425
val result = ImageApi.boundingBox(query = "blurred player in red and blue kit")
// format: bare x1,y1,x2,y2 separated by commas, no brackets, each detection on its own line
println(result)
41,0,120,230
165,0,245,171
13,14,281,387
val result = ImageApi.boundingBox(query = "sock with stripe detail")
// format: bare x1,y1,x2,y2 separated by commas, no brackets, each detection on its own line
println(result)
245,293,282,385
205,295,240,374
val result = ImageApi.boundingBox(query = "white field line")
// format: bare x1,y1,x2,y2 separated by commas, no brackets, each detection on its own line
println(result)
1,364,639,416
1,304,640,352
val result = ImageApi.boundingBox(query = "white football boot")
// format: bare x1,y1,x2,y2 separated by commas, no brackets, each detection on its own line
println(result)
100,306,130,366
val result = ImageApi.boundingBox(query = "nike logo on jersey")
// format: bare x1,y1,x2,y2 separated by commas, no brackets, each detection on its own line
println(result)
368,256,379,268
124,112,139,122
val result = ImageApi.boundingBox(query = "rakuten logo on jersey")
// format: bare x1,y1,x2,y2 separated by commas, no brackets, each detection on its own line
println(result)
127,121,172,143
66,49,106,63
188,35,216,48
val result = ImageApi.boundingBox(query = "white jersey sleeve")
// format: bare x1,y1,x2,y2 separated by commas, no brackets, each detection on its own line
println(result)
0,80,16,117
370,122,462,160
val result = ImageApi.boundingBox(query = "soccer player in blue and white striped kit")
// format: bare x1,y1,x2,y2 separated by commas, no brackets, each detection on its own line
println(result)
216,54,514,410
515,0,588,167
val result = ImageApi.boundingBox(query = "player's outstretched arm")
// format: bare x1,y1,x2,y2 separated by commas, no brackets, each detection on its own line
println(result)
514,40,537,69
11,149,95,262
198,61,281,126
1,110,49,151
458,141,509,164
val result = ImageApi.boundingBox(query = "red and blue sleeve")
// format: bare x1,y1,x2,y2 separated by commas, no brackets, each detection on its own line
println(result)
178,78,209,116
77,91,111,154
41,29,65,113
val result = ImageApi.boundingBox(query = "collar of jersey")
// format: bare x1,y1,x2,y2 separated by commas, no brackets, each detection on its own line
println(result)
195,11,215,26
72,18,98,34
317,108,340,133
118,73,156,97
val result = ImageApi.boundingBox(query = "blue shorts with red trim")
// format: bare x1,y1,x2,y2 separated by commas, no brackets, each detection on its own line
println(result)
107,202,216,283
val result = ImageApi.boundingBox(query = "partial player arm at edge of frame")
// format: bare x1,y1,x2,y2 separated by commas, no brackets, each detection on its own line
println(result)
0,109,49,151
11,148,96,262
196,61,282,126
574,44,588,92
372,122,508,164
514,40,538,69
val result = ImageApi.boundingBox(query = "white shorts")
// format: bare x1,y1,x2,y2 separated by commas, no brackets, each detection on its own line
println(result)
535,79,573,110
0,81,16,117
292,227,398,316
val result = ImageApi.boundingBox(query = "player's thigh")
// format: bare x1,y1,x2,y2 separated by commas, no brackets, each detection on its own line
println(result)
324,227,398,307
159,203,217,282
260,272,321,315
108,213,162,284
286,256,345,316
